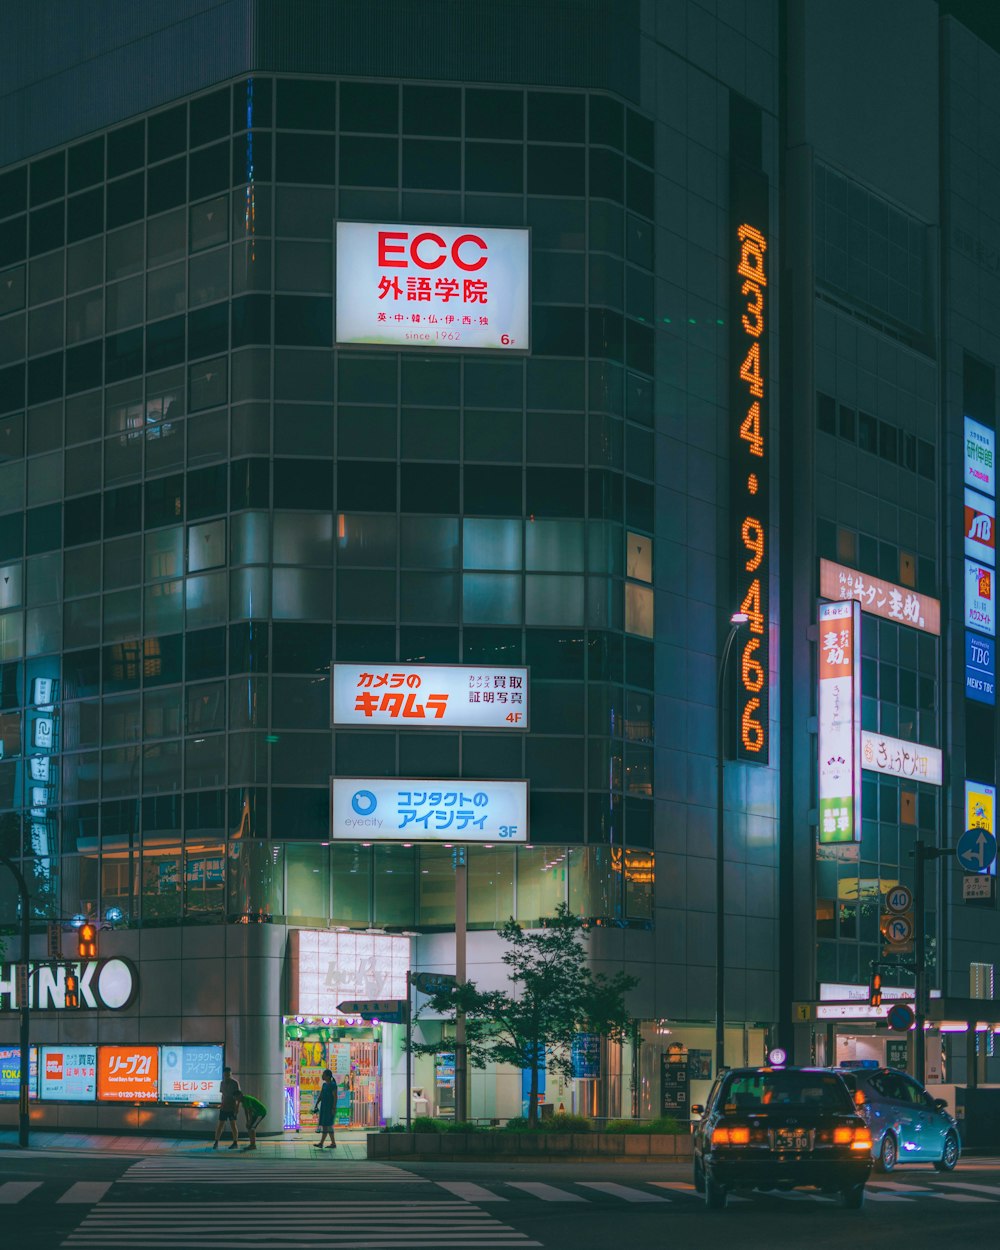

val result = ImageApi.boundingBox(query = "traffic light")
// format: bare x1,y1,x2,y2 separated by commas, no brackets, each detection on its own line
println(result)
64,970,79,1009
868,968,882,1008
77,921,97,960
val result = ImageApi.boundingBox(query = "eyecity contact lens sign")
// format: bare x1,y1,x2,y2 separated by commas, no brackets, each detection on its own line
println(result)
335,222,530,351
330,778,528,842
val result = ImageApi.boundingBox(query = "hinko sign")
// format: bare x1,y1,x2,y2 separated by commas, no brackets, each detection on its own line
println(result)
0,958,138,1011
330,778,528,842
336,222,530,351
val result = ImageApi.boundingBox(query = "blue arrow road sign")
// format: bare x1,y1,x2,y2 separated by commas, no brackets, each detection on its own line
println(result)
956,826,998,873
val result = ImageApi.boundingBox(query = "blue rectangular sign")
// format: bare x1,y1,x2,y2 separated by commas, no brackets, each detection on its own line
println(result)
0,1047,38,1100
966,632,996,705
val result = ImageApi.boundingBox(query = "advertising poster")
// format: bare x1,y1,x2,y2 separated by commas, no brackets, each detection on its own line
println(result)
160,1045,223,1104
332,663,529,730
860,732,942,785
966,632,996,705
965,559,996,636
570,1033,601,1079
0,1047,38,1100
97,1045,159,1102
966,780,997,877
330,778,528,843
660,1052,690,1118
965,488,996,565
818,601,862,844
336,222,530,352
39,1046,96,1102
819,559,940,634
965,416,996,496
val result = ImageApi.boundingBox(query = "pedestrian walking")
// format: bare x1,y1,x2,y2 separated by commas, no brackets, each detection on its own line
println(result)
315,1068,337,1149
213,1066,242,1150
241,1091,267,1151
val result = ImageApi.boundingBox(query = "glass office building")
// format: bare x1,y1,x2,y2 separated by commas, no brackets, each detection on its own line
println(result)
2,0,1000,1135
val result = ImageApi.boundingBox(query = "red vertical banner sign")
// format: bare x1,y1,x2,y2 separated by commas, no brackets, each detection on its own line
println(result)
730,162,771,762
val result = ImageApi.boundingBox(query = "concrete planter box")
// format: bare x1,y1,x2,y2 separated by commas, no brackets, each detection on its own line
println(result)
368,1130,693,1161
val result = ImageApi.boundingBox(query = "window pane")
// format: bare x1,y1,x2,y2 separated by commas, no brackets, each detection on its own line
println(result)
463,573,521,624
230,510,270,564
525,574,584,625
625,582,653,638
274,512,333,565
626,531,652,581
463,518,521,570
271,567,331,620
400,516,458,569
526,518,584,571
185,570,227,628
188,518,226,571
515,846,566,923
286,843,330,921
229,567,270,619
335,513,396,567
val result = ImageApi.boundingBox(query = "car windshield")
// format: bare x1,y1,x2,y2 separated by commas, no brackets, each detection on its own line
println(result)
721,1071,853,1114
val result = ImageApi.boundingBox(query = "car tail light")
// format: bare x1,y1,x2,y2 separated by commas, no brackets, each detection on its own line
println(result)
712,1126,751,1146
850,1129,872,1151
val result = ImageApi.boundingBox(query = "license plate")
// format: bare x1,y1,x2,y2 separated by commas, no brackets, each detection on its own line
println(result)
776,1130,808,1150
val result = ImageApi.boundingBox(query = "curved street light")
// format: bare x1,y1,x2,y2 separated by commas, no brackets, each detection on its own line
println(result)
716,612,749,1076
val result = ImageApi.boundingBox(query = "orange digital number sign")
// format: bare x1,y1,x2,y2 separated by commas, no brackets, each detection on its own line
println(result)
731,166,770,763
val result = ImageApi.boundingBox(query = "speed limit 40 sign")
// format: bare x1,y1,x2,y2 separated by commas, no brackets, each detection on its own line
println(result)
885,884,913,913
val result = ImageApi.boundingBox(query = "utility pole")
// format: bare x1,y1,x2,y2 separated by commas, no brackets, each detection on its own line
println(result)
454,846,468,1123
912,840,948,1083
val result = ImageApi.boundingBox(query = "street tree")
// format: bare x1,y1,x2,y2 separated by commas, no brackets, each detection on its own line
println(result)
415,905,638,1126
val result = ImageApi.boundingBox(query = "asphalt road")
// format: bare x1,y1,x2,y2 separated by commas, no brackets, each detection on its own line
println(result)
1,1146,999,1249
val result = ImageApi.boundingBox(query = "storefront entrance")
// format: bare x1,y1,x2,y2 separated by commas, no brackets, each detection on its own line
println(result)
282,1018,383,1130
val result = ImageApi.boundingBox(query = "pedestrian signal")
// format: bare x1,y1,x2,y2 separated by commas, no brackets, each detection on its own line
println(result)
868,969,882,1008
77,921,97,960
64,971,80,1009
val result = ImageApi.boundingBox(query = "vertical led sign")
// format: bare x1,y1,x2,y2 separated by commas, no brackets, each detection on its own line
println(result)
730,163,770,761
818,601,862,844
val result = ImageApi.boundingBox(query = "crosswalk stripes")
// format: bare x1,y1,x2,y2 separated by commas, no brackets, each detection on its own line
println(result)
118,1157,428,1185
935,1181,1000,1197
58,1182,112,1204
437,1181,509,1202
576,1182,669,1203
0,1182,41,1203
505,1182,587,1202
60,1201,542,1248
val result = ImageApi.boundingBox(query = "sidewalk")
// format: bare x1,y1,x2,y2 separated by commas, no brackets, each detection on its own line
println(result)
0,1127,371,1159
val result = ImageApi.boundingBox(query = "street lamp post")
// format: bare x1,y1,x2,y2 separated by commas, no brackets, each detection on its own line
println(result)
715,613,749,1077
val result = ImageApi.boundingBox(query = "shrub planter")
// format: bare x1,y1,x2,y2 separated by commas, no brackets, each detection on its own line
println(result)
368,1130,694,1162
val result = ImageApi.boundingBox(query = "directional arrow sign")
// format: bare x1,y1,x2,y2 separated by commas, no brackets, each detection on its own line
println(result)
337,999,408,1023
883,915,913,945
956,826,998,873
411,972,458,996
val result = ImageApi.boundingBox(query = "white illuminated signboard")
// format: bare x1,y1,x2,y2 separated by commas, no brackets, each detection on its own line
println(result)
160,1045,224,1104
819,559,940,634
861,732,942,786
39,1046,96,1102
965,559,996,636
332,663,529,730
336,221,530,352
330,778,528,843
965,416,995,497
289,930,410,1017
818,601,861,844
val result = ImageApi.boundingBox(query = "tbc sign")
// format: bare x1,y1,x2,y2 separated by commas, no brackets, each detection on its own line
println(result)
0,959,138,1011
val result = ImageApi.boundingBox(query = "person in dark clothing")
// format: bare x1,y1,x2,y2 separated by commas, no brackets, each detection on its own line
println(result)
315,1068,337,1149
213,1066,241,1150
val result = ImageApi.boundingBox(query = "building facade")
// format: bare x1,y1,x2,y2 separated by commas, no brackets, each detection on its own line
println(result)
0,0,997,1134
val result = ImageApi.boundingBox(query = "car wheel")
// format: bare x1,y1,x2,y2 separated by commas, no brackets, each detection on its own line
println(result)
875,1132,897,1173
841,1183,866,1210
934,1131,960,1172
705,1173,727,1210
693,1155,706,1194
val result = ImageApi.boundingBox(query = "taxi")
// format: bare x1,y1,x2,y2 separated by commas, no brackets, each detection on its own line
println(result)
690,1065,873,1210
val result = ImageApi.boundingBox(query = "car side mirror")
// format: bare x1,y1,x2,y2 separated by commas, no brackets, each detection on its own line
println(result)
690,1104,704,1118
933,1098,948,1112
